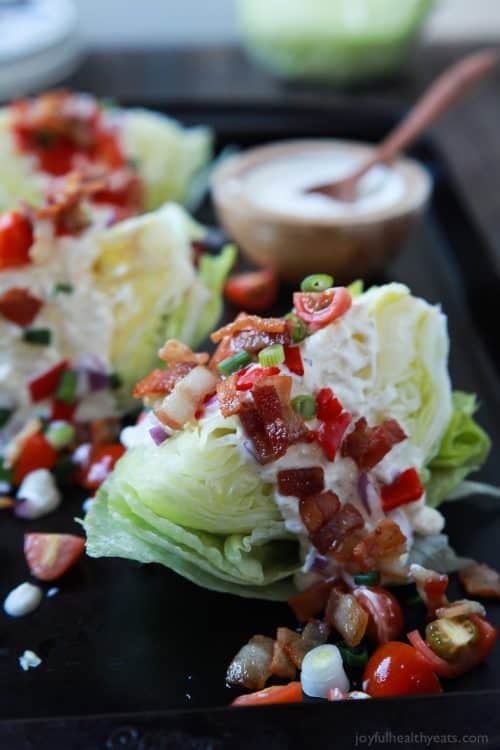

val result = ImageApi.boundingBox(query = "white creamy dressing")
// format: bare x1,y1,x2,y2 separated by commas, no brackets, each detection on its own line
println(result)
242,150,405,220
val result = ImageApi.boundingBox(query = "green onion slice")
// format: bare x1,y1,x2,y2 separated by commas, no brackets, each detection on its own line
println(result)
46,421,76,450
0,408,13,429
22,328,52,346
337,641,369,670
56,370,78,404
217,351,253,376
53,282,74,295
258,344,284,368
354,571,380,587
300,274,334,293
285,313,310,343
291,395,317,420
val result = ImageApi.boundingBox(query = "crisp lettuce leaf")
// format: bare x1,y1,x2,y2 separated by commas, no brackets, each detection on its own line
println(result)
424,392,491,508
84,413,302,599
0,109,46,211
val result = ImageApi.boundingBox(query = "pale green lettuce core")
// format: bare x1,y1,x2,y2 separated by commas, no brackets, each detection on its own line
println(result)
84,283,492,599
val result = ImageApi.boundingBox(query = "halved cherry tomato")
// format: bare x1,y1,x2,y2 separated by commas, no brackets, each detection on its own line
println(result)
353,586,404,644
232,681,302,707
224,269,278,312
236,365,280,391
77,443,125,490
284,345,304,376
407,615,498,679
293,287,352,331
0,211,34,270
317,412,352,462
0,287,43,327
381,468,424,512
363,642,442,697
14,432,59,485
28,360,69,403
24,533,85,581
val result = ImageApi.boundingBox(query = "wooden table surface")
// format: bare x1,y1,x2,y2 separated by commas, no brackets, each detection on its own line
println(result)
67,43,500,268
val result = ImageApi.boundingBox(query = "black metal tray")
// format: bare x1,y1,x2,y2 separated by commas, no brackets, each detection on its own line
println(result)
1,100,500,749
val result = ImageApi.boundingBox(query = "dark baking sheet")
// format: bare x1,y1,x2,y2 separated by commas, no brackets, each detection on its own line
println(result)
1,100,500,746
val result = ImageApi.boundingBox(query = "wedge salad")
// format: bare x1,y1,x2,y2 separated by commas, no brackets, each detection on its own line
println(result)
83,274,499,703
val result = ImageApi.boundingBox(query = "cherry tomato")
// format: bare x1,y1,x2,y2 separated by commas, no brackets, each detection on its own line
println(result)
232,681,302,707
24,533,85,581
363,642,442,697
77,443,125,490
408,615,498,679
224,269,278,312
293,287,352,331
0,287,43,327
0,211,34,270
353,586,404,644
14,432,59,485
28,360,69,403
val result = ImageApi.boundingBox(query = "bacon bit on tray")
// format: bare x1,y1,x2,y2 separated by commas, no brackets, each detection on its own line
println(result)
288,579,337,622
158,339,209,366
211,314,288,343
133,363,195,399
226,635,274,690
458,563,500,600
284,620,330,669
0,287,43,327
341,417,407,471
353,519,407,572
325,589,369,647
410,564,449,618
270,639,297,680
277,467,325,499
300,491,341,533
312,503,365,556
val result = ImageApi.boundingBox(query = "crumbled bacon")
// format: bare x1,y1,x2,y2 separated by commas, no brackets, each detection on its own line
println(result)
284,620,330,669
158,339,209,366
211,314,288,343
325,589,369,647
0,287,43,327
312,503,365,555
133,363,195,399
341,417,407,471
32,170,107,234
458,563,500,600
155,366,219,429
277,467,325,499
270,637,297,680
226,635,274,690
300,491,341,533
410,564,449,618
217,374,242,418
288,579,337,622
353,519,406,572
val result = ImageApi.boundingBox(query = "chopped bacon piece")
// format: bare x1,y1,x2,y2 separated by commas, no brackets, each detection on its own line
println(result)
32,170,108,234
300,491,341,533
277,467,325,499
0,287,43,327
156,366,219,429
353,519,407,572
341,417,407,471
317,412,352,462
211,314,288,343
325,589,369,647
158,339,209,366
217,374,242,417
312,503,365,555
232,328,291,354
458,563,500,600
270,637,297,680
133,363,195,398
288,579,337,622
89,418,121,446
226,635,274,690
285,620,330,669
239,404,275,464
410,564,449,618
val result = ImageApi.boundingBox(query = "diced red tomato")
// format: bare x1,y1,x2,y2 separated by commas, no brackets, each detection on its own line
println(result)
0,211,34,270
353,586,404,644
224,269,278,312
284,345,304,376
24,533,85,581
51,398,78,422
316,388,343,422
293,287,352,331
363,642,442,697
14,432,59,485
28,360,69,402
381,468,424,512
231,681,302,707
407,615,498,679
236,366,280,391
77,443,125,490
0,287,43,327
317,412,352,462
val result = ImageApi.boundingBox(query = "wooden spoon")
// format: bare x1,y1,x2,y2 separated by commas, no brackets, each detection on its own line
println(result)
307,50,498,203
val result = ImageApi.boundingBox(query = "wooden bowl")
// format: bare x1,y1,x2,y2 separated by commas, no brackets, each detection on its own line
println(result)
211,140,432,284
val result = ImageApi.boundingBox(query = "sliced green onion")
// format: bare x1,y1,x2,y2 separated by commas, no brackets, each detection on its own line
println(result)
337,641,369,670
56,370,78,404
46,421,75,450
53,282,74,295
291,395,317,420
0,459,13,485
300,274,334,293
217,351,253,376
109,372,123,390
53,455,77,483
22,328,52,346
0,408,13,429
347,279,364,297
354,571,380,587
285,313,310,343
258,344,284,368
405,593,424,608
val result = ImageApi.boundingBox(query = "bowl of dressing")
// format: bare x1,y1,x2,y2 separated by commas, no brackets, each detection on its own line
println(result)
211,140,432,283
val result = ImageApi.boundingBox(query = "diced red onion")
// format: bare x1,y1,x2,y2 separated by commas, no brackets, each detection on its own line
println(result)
87,370,111,392
149,424,170,446
357,473,372,515
311,555,330,573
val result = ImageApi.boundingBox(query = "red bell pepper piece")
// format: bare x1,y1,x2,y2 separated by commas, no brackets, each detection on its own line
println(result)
28,360,69,402
381,467,424,512
317,412,352,462
316,388,343,422
284,345,304,376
